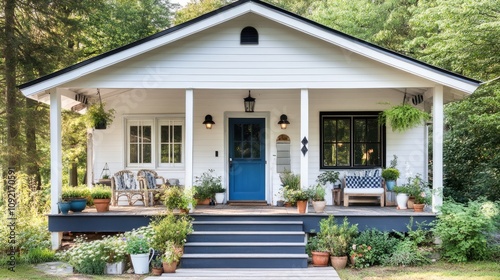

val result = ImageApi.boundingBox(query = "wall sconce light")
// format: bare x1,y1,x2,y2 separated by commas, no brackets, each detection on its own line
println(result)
203,114,215,129
244,90,256,112
278,114,290,129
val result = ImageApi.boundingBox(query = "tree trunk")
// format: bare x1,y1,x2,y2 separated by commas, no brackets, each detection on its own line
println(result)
69,162,78,186
25,96,41,189
4,0,20,170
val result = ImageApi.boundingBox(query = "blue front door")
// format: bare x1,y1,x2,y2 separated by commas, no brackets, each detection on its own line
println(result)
229,118,265,201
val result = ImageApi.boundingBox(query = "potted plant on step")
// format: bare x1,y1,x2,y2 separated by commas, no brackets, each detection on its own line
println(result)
151,258,163,276
62,185,91,212
308,184,327,213
307,235,330,266
211,184,226,204
317,171,340,188
102,235,127,275
125,234,154,274
318,216,358,270
162,186,195,213
91,184,111,212
405,175,429,212
288,189,311,214
194,169,222,205
279,171,301,206
393,185,409,210
161,241,183,273
382,168,400,191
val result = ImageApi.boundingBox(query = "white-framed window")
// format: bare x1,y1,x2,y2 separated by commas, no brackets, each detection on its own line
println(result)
126,116,184,169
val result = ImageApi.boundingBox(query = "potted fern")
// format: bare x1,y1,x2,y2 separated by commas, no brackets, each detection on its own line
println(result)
379,103,430,132
84,102,115,129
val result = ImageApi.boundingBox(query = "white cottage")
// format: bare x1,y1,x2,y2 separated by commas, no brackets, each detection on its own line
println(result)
20,0,480,248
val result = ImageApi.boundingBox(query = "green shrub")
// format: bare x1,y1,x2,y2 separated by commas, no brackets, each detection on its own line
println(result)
90,184,111,199
433,199,499,262
354,228,398,265
22,248,57,264
150,213,193,250
382,239,430,266
57,235,106,275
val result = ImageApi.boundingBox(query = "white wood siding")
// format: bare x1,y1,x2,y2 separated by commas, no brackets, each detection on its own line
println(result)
64,14,432,90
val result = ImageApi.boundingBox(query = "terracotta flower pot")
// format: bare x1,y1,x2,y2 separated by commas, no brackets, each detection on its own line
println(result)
330,256,348,270
311,251,330,266
413,203,425,212
151,267,163,276
93,198,110,212
162,261,178,273
296,200,308,213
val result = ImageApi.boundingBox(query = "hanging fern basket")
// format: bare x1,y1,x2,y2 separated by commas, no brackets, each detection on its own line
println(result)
379,104,430,132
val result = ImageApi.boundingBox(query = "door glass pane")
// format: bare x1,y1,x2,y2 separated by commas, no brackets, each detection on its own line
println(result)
242,141,251,158
234,124,242,141
234,141,242,158
252,124,260,141
252,141,260,158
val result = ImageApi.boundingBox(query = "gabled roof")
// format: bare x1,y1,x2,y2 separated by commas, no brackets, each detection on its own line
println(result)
19,0,481,97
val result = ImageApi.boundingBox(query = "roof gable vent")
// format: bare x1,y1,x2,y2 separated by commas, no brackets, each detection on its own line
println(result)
240,26,258,45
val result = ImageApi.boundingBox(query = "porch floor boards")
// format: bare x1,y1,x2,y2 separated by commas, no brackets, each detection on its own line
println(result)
69,204,435,216
144,267,340,280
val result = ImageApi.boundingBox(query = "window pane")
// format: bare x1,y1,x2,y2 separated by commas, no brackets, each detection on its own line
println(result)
337,143,350,166
130,144,138,163
366,144,380,165
173,144,182,163
173,125,182,142
366,119,379,142
142,126,151,143
323,144,334,166
337,119,350,142
354,143,366,166
130,126,138,143
323,119,335,142
160,145,169,163
354,119,366,142
143,144,151,163
161,126,168,142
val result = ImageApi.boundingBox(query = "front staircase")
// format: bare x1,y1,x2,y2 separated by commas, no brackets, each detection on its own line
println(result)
181,217,308,268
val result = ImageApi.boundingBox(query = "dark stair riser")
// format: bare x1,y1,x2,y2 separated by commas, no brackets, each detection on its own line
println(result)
184,245,305,254
193,223,303,232
181,257,308,269
187,233,305,243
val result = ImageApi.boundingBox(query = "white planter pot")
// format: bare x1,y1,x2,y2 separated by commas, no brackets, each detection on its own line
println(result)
215,192,225,204
105,261,125,275
312,201,326,213
396,193,409,210
130,249,154,274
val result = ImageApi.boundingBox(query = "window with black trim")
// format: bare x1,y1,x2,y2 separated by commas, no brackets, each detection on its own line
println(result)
320,112,384,169
240,26,258,45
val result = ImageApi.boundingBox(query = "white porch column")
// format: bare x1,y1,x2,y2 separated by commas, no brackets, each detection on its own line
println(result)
86,128,93,187
185,89,194,191
300,89,309,190
50,89,63,249
432,85,444,212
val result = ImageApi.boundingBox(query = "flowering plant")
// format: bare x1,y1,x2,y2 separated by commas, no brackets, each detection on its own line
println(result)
161,241,183,264
125,234,150,254
349,243,374,268
101,235,127,263
404,175,431,205
56,235,107,275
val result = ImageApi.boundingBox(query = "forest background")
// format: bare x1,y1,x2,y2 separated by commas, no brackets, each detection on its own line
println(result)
1,0,498,202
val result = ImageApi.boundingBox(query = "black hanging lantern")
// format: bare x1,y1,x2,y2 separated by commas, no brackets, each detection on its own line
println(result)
278,114,290,129
244,91,256,112
203,114,215,129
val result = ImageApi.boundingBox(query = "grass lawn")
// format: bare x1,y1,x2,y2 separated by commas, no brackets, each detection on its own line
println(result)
338,261,500,280
0,261,498,279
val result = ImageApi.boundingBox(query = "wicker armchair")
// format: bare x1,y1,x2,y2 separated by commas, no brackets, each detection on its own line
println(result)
110,170,147,206
137,169,166,206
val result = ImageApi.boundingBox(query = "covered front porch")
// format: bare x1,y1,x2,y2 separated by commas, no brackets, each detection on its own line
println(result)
48,204,436,234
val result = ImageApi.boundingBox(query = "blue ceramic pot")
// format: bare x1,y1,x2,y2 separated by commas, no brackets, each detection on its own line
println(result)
70,199,87,212
386,180,396,191
58,201,71,214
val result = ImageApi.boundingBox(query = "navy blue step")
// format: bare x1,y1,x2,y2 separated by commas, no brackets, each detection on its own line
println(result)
186,231,305,243
184,242,306,254
181,254,309,269
192,221,303,232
